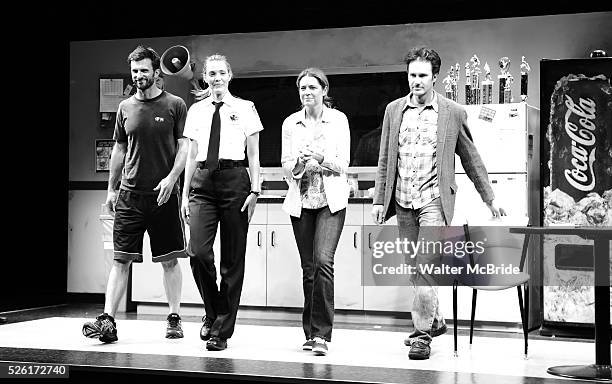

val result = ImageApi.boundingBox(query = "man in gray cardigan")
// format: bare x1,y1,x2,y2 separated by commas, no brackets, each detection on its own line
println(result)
372,47,504,360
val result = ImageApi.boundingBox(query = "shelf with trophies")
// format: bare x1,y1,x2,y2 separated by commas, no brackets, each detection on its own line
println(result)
446,54,531,106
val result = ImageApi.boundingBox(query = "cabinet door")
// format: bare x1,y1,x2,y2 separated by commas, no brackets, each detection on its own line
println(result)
335,225,363,310
241,224,267,306
131,224,218,305
266,224,303,308
362,226,414,312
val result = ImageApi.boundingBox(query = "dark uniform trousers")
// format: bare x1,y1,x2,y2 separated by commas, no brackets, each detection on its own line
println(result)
187,162,250,340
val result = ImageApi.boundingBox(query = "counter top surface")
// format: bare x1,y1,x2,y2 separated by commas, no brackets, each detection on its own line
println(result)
258,196,373,204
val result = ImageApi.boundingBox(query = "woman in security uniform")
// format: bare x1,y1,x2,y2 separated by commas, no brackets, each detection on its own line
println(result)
181,54,263,351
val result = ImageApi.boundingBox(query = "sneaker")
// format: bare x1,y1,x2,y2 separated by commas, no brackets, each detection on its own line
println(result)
206,336,227,351
166,313,184,339
302,339,314,350
408,339,431,360
200,316,214,341
404,323,447,346
82,313,118,343
312,337,328,356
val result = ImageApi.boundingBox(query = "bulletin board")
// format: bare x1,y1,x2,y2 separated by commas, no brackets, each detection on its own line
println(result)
99,74,135,130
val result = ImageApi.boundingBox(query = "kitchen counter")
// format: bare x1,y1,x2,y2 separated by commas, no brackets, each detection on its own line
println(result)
258,195,373,204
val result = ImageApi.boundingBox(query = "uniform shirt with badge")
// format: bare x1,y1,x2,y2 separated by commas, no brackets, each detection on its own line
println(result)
183,93,264,161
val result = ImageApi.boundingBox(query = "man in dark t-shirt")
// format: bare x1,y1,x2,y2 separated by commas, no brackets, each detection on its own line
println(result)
83,45,188,343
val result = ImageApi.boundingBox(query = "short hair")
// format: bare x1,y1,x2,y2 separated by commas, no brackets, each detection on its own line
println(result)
127,45,161,71
404,47,442,77
203,54,232,76
296,67,333,108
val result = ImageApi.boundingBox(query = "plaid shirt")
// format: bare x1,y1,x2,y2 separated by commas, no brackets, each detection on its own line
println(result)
395,93,440,209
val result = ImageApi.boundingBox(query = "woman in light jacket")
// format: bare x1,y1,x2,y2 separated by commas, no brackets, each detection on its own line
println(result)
281,67,350,356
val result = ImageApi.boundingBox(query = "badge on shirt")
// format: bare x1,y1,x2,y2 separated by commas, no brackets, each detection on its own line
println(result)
229,112,239,122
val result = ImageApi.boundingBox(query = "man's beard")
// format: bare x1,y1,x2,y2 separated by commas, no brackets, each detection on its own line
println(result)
135,77,155,91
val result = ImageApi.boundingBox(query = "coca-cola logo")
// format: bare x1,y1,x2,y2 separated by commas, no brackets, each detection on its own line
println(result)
563,95,597,192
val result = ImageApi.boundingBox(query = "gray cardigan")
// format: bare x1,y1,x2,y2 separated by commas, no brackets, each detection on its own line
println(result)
373,92,494,224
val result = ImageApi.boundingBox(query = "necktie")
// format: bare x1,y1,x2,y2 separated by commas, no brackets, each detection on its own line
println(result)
206,101,224,170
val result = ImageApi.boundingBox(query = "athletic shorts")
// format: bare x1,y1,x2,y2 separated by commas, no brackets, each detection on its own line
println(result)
113,189,186,263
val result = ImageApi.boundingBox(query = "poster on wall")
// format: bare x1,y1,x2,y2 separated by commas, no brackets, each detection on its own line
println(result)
95,139,114,172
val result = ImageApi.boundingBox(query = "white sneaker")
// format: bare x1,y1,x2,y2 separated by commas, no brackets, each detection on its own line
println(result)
312,337,328,356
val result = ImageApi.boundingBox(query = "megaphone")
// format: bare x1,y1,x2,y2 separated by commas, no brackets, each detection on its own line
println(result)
160,45,207,97
161,45,194,79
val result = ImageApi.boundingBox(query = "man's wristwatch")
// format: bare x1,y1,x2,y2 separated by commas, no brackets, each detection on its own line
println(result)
250,190,261,196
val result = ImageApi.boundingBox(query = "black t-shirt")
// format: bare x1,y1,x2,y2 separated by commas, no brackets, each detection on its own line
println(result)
114,91,187,194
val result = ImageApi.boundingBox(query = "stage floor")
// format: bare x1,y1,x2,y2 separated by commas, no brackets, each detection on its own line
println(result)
0,304,598,383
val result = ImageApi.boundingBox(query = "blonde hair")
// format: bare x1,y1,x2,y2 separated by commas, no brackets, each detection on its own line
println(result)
203,54,232,76
193,54,233,100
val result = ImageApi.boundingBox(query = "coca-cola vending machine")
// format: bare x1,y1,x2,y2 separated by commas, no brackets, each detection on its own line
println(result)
539,57,612,334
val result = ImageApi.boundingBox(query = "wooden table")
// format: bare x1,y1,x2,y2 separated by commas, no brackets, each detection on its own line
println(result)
509,226,611,381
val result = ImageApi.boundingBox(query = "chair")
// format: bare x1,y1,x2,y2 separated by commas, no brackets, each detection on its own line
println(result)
452,217,532,358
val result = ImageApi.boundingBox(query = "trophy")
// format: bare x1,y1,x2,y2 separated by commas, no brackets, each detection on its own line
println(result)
442,73,453,100
443,71,453,101
451,64,459,102
504,73,514,103
520,56,531,102
455,63,460,102
470,55,482,105
443,65,457,101
482,62,493,104
498,57,510,104
465,62,472,105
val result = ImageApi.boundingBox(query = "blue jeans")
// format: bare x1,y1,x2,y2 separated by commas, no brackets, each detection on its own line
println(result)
395,198,446,340
290,206,346,342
